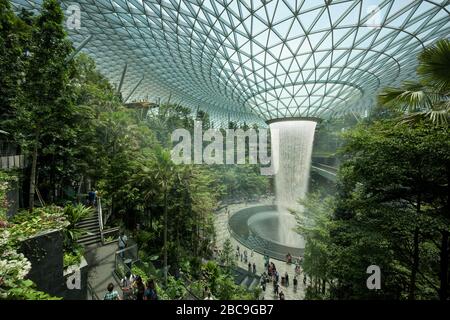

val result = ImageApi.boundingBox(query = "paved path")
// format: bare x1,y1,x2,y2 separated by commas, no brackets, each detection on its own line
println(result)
84,242,119,299
214,199,306,300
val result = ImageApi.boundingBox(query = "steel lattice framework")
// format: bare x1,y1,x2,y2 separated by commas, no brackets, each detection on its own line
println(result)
11,0,450,126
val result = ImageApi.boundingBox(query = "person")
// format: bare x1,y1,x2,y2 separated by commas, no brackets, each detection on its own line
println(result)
236,245,240,254
104,283,121,300
273,280,279,295
134,275,145,300
118,232,128,258
275,270,279,283
279,291,285,300
144,279,158,300
248,262,252,273
120,271,135,300
88,190,96,207
303,274,307,285
203,286,211,299
286,253,292,264
295,264,301,275
293,275,298,292
204,292,213,300
252,262,256,274
285,272,289,287
260,277,266,291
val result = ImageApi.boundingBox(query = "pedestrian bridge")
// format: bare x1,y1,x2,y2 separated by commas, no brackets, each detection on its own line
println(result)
311,162,337,182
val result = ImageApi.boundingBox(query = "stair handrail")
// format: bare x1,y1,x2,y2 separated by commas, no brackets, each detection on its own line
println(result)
98,197,104,243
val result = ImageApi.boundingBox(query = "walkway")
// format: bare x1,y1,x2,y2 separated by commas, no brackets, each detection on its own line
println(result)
84,242,119,299
214,199,306,300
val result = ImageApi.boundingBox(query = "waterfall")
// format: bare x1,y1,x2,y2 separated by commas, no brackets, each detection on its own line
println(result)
269,120,317,247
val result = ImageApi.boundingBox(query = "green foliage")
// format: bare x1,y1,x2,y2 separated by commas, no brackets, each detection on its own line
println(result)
62,203,93,249
0,171,18,220
299,119,449,300
0,208,62,299
63,247,84,268
378,39,450,126
8,206,69,244
219,239,236,270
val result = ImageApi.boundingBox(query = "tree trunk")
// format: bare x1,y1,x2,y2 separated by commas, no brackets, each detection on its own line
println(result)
439,230,449,300
440,167,450,300
163,191,168,286
409,227,420,300
409,192,422,300
28,140,38,211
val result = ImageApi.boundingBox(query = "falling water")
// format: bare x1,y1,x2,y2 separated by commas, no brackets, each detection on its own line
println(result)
269,120,317,247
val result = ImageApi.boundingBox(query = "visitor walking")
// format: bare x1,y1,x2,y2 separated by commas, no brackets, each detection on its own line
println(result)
203,286,211,299
285,272,289,287
248,262,252,273
144,279,158,300
303,274,307,285
88,190,97,207
103,283,121,300
293,275,298,292
279,291,285,300
120,271,135,300
134,276,145,300
252,262,256,274
273,280,279,295
204,292,214,300
260,277,266,291
118,232,128,259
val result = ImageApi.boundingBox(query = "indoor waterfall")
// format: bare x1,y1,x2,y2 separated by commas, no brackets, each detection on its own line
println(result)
269,120,317,247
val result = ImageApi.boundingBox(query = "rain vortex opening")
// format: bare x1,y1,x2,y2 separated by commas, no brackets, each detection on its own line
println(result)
269,120,317,247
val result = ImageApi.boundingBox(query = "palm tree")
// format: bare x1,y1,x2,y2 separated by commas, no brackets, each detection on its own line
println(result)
378,39,450,126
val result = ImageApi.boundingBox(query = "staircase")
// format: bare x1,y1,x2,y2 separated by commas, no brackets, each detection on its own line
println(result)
76,212,102,246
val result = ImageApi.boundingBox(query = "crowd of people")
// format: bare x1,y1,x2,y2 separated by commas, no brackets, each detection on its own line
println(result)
234,244,307,300
103,272,159,300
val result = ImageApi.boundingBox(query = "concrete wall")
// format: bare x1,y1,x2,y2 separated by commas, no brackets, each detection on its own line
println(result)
20,229,88,300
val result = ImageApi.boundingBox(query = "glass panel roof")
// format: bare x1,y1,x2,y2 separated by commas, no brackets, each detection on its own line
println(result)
11,0,450,126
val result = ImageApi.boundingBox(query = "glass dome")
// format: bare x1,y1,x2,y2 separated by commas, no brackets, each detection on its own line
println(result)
12,0,450,126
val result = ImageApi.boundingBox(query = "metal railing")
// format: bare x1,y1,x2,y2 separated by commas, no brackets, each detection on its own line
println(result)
87,280,100,300
114,244,139,278
0,154,25,170
98,197,104,243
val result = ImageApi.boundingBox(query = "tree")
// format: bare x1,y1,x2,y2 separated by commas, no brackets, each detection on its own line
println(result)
220,239,235,270
0,0,31,122
335,120,449,299
12,0,73,210
378,39,450,126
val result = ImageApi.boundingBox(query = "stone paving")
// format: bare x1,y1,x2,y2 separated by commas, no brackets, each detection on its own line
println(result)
214,199,306,300
84,242,119,299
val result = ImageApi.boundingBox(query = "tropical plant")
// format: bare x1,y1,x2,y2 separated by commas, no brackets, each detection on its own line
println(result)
378,39,450,126
62,203,93,246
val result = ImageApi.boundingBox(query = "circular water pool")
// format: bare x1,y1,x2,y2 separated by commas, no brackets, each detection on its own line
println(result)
228,205,304,260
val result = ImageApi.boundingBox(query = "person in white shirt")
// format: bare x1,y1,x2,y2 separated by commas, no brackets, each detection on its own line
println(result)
120,271,135,300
